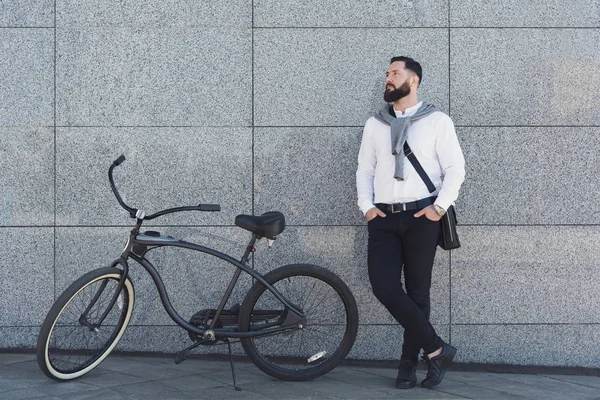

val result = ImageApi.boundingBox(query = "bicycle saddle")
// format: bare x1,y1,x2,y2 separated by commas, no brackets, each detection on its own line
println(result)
235,211,285,239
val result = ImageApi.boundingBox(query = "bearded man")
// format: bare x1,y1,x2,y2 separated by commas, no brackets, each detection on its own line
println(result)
356,56,465,389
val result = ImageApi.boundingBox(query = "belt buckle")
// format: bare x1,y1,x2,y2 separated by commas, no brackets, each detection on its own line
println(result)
391,202,407,213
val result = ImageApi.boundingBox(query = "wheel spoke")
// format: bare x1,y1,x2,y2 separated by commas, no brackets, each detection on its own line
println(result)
302,281,331,314
241,266,357,379
41,272,133,378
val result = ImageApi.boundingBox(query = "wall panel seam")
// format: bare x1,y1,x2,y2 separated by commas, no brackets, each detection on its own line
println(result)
53,0,57,301
448,0,452,345
45,125,600,128
452,323,600,326
30,224,600,228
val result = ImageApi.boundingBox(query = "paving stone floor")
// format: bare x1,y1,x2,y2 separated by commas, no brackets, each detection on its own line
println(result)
1,352,600,399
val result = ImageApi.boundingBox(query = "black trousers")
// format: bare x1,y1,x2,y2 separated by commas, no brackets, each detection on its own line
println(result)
367,206,443,361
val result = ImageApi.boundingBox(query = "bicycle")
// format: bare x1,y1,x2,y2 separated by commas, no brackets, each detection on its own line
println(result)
36,155,359,388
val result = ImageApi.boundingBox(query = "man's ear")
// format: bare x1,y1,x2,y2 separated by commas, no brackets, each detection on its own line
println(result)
411,75,420,87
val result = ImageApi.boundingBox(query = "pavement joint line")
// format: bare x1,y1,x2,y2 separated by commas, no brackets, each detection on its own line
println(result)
449,378,563,399
156,374,230,389
430,387,473,399
542,375,600,389
296,375,402,398
325,372,405,396
442,384,524,400
88,375,153,388
293,385,344,400
441,373,496,384
362,369,515,399
96,365,153,378
488,371,599,391
0,359,36,367
348,367,394,379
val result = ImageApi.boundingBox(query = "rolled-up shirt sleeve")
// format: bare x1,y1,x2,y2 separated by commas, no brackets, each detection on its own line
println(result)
433,114,466,211
356,121,377,215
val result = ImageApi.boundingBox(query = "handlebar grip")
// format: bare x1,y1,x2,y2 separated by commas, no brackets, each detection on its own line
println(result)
198,204,220,212
114,155,126,166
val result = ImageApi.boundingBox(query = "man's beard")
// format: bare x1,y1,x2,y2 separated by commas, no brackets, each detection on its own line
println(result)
383,79,411,102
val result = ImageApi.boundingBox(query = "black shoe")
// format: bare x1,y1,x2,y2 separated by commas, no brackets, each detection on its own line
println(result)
421,343,457,389
395,359,417,389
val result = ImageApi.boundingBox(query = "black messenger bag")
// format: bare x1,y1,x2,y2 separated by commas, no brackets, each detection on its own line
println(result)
403,143,461,250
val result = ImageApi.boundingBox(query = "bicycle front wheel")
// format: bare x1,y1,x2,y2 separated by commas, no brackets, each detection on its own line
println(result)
36,267,135,381
239,264,358,381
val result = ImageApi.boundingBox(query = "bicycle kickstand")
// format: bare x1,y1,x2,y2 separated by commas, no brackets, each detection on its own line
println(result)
174,337,210,365
225,339,242,391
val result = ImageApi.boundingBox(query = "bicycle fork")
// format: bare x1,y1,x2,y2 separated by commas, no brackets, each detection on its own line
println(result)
79,226,139,332
78,258,130,332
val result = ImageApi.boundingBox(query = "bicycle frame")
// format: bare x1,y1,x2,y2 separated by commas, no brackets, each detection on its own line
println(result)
91,224,306,340
82,155,305,342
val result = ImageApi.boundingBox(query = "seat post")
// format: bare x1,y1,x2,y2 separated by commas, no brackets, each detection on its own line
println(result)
240,234,258,265
209,234,258,331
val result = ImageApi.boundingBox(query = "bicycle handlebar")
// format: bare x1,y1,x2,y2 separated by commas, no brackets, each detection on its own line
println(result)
108,155,221,219
145,204,221,220
114,154,126,166
109,155,138,218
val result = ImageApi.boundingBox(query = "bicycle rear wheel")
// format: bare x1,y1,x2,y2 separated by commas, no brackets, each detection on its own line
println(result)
37,267,134,381
239,264,358,381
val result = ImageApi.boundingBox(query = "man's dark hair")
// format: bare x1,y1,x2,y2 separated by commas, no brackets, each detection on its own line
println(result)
390,56,422,86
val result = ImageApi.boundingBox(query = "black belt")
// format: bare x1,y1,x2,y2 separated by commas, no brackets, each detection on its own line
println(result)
376,196,436,214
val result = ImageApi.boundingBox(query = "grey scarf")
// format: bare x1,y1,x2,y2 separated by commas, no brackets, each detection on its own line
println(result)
374,102,438,180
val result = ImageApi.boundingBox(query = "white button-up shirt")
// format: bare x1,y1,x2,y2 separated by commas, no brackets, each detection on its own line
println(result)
356,101,466,215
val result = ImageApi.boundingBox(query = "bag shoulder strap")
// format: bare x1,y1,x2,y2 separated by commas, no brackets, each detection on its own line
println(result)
403,142,436,194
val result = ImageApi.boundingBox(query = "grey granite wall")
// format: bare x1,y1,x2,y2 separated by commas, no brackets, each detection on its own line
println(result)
1,1,599,368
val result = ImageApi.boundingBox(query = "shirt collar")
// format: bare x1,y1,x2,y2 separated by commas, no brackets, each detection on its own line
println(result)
393,101,423,117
